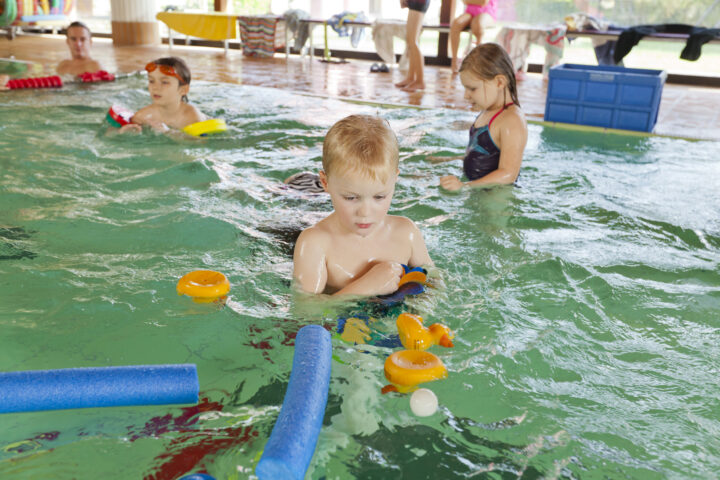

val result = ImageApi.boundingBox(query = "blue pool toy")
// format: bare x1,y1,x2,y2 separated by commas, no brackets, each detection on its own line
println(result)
179,474,215,480
372,264,427,307
0,364,198,414
256,325,332,480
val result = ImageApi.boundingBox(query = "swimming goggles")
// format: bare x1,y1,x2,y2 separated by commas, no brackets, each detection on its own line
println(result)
145,62,186,84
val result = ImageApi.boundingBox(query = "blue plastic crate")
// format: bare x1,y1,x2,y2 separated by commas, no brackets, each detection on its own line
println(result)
544,63,667,132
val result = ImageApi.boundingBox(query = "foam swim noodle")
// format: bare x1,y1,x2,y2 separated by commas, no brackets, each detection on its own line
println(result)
0,364,199,414
256,325,332,480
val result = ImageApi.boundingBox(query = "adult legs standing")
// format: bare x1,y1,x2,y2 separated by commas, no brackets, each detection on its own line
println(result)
396,9,426,92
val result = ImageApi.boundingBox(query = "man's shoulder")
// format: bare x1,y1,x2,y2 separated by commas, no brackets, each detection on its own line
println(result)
56,59,71,74
86,59,102,71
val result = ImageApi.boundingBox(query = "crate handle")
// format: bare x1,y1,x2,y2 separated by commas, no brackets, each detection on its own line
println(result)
589,73,615,82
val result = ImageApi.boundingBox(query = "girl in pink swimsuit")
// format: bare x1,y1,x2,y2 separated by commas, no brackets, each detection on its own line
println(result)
450,0,498,73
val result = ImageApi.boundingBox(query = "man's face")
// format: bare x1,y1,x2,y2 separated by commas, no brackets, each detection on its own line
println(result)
66,26,91,60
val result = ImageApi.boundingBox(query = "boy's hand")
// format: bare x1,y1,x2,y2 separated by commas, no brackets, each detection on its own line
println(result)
440,175,465,191
363,261,404,295
119,123,142,134
149,121,170,133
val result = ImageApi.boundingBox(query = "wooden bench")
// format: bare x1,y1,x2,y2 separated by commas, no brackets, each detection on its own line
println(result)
297,18,467,61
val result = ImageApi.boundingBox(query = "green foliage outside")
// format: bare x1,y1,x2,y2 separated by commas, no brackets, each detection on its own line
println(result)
512,0,720,26
205,0,271,14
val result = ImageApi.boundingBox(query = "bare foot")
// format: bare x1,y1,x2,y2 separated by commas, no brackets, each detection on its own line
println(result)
0,74,9,90
401,81,425,92
451,57,459,73
395,77,412,88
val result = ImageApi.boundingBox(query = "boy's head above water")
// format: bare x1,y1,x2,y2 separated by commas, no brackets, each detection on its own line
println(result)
146,56,191,86
145,56,192,104
319,115,400,238
321,114,399,184
293,114,432,296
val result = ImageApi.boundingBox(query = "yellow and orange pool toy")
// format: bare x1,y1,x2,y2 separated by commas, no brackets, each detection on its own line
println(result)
397,267,427,288
176,270,230,303
396,313,454,351
382,350,448,394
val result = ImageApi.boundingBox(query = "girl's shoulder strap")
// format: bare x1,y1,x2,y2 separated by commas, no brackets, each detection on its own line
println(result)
488,102,516,127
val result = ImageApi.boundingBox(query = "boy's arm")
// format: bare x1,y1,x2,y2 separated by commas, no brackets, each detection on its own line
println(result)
406,218,433,267
293,228,328,294
333,262,404,296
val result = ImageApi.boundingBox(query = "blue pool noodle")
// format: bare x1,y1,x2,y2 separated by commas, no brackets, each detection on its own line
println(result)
256,325,332,480
0,364,199,414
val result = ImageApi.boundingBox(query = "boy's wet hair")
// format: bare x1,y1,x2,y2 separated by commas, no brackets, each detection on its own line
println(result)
460,43,521,107
151,56,191,86
322,115,399,182
66,21,91,37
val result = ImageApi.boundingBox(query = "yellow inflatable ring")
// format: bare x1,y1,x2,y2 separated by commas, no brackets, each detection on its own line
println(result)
384,350,447,393
182,118,227,137
177,270,230,302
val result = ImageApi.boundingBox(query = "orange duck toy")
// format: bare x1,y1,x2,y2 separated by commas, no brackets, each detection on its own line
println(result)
382,314,454,394
396,313,454,351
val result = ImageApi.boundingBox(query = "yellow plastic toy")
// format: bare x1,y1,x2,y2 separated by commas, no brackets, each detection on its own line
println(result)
382,350,448,394
176,270,230,303
182,118,227,137
398,269,427,287
396,313,454,351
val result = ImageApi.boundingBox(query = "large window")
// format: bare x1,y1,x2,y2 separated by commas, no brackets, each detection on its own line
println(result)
68,0,720,78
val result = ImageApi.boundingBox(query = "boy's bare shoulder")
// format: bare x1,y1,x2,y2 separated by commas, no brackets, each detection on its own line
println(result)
132,104,153,118
297,218,333,245
183,103,206,124
387,214,421,232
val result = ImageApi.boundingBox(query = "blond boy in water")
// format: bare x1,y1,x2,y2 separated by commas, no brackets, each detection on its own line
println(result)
293,115,432,296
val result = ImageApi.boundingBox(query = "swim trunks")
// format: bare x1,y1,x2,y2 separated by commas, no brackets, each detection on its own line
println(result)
407,0,430,13
465,0,497,19
463,102,513,181
284,171,324,193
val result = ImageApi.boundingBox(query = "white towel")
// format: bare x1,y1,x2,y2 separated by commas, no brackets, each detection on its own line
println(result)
371,19,411,72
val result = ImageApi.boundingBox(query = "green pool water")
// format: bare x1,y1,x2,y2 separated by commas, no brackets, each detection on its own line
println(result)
0,79,718,479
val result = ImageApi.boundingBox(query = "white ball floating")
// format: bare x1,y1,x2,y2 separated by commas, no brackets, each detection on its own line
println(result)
409,388,438,417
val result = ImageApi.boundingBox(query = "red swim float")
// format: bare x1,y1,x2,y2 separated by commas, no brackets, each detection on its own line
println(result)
106,105,135,127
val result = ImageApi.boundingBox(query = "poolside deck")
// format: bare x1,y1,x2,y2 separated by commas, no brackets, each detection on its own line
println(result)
2,34,720,140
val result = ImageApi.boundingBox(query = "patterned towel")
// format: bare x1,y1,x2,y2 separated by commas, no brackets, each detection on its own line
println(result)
238,15,284,57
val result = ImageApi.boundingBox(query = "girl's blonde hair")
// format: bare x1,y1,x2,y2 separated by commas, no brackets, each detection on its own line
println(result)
460,43,520,107
322,115,399,182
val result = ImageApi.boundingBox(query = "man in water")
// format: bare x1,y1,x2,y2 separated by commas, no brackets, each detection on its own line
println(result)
56,21,102,76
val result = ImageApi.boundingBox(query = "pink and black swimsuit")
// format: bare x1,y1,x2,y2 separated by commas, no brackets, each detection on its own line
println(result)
463,102,514,181
465,0,497,19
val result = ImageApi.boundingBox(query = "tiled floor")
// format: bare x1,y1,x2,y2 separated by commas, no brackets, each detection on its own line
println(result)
2,34,720,140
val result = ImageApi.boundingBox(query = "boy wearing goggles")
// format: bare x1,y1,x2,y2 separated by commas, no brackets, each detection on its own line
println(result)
119,57,205,134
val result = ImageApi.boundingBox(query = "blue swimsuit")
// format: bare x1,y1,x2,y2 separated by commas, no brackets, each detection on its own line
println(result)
463,103,514,181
